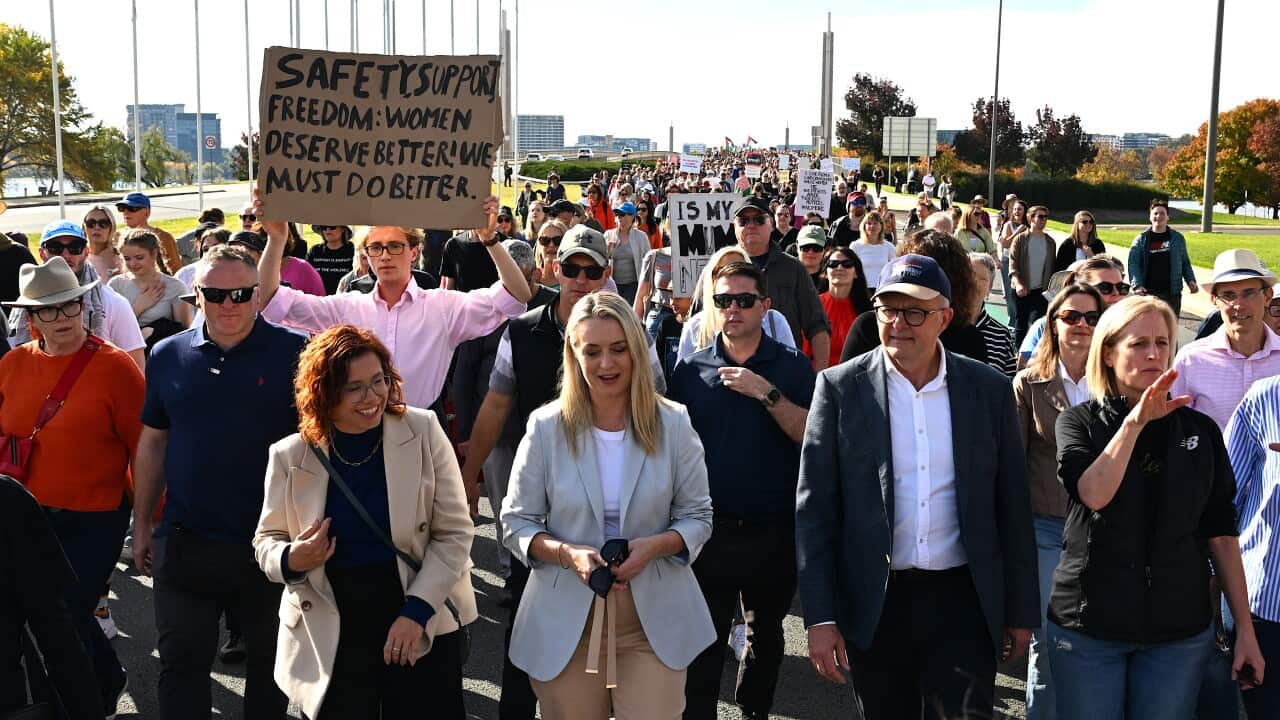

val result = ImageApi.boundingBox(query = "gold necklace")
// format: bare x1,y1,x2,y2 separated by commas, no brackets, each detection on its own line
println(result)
330,434,383,467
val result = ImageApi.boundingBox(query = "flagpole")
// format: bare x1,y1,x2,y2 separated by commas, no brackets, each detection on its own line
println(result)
131,0,142,189
421,0,426,53
288,0,294,45
324,0,330,50
450,0,455,53
475,0,479,52
243,0,254,188
195,0,204,210
48,0,65,216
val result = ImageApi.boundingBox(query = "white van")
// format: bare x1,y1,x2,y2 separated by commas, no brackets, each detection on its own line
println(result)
577,148,594,160
525,152,543,161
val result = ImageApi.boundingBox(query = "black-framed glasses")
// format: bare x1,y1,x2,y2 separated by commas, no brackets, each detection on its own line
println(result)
827,259,857,269
538,235,563,247
735,214,768,227
1214,287,1266,304
1091,281,1131,296
31,298,84,322
1056,310,1102,327
560,263,606,280
42,240,87,255
365,242,408,256
342,373,390,402
874,305,944,326
198,285,257,304
83,218,111,229
712,293,763,309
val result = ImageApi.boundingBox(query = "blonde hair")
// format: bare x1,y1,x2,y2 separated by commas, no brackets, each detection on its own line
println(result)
1084,295,1178,400
559,292,661,456
695,246,751,350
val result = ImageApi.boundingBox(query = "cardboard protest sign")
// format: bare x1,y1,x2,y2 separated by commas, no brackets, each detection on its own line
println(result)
257,46,503,229
679,154,703,174
795,169,832,219
841,157,861,173
668,193,738,297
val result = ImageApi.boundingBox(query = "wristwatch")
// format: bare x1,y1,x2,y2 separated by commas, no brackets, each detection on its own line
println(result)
761,386,781,408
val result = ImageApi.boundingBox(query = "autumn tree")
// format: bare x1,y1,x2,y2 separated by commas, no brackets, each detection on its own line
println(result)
1249,114,1280,217
953,97,1025,168
1147,145,1177,182
1077,147,1144,183
1162,98,1280,215
834,74,918,159
1027,106,1096,177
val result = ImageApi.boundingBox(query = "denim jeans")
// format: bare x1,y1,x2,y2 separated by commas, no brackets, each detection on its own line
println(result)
1026,515,1065,720
1047,623,1214,720
1000,254,1017,327
644,305,673,341
1241,615,1280,718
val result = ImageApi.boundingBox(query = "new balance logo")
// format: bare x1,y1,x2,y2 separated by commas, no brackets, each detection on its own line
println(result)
1180,435,1200,451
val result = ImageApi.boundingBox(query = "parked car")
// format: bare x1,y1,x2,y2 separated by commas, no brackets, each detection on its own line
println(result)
525,152,543,161
577,148,594,160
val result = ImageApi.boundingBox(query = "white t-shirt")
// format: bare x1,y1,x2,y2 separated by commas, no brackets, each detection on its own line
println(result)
593,427,627,540
99,286,147,353
852,241,896,289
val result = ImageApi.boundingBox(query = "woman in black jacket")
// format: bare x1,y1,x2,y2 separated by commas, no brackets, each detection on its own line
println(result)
1053,210,1107,272
1049,295,1264,720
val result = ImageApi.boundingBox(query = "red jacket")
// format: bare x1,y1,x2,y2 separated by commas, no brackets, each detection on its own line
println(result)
590,199,617,231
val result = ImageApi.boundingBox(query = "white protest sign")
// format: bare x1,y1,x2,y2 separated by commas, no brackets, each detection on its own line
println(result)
679,154,703,174
819,158,834,173
795,169,833,219
745,152,763,179
669,193,739,297
778,154,791,170
841,157,861,173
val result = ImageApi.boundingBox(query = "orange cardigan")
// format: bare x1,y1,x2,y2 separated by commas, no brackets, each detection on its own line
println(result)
590,200,617,231
0,341,144,511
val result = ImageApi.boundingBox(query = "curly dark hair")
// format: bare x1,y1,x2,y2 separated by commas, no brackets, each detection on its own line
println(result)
294,325,406,446
896,229,981,325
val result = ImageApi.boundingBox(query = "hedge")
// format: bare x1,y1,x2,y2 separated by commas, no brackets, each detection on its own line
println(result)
519,160,627,182
947,171,1159,212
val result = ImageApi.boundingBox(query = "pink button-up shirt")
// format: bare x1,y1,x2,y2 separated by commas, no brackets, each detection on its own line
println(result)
264,281,526,408
1171,326,1280,430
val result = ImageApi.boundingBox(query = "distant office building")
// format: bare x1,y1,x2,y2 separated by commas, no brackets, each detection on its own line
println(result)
126,103,222,163
937,129,962,146
576,135,657,153
1119,132,1171,151
1089,134,1122,151
517,115,564,151
682,143,708,155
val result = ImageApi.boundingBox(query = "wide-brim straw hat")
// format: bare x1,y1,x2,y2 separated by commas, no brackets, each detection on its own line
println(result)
2,257,97,309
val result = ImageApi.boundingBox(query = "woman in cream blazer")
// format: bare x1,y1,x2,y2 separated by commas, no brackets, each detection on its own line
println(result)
502,292,715,720
254,326,477,720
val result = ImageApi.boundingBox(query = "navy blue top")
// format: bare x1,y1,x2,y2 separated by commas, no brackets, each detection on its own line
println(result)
325,427,393,568
668,334,816,516
142,317,306,543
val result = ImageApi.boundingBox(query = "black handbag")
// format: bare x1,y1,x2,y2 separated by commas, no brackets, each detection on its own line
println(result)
309,445,471,664
1,628,56,720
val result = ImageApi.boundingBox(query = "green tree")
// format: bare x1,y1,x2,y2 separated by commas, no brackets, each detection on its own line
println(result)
834,74,917,159
1027,106,1096,177
1162,98,1280,214
71,124,132,190
229,131,259,181
953,97,1025,168
0,23,92,185
140,126,185,187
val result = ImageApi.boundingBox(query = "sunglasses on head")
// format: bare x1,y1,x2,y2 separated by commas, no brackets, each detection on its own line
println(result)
712,292,763,309
827,259,857,269
42,239,87,255
735,214,768,227
560,263,606,280
1091,281,1131,296
84,218,111,229
1057,309,1101,327
198,285,257,304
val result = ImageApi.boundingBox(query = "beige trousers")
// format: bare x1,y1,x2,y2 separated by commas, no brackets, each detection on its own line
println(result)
531,588,686,720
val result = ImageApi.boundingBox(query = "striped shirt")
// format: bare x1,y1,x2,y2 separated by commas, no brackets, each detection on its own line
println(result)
1226,376,1280,622
975,310,1017,378
1171,326,1280,430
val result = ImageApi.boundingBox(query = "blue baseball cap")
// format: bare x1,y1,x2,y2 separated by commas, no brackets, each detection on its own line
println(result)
116,192,151,210
40,220,87,244
874,254,952,303
612,201,637,216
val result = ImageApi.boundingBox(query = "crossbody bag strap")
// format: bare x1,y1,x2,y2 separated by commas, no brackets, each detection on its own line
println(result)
30,335,103,438
308,444,463,627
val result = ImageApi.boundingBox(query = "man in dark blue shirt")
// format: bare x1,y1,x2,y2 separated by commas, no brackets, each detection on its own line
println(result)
131,245,306,720
668,261,815,720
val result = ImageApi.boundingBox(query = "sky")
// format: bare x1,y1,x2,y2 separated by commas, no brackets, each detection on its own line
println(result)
2,0,1277,151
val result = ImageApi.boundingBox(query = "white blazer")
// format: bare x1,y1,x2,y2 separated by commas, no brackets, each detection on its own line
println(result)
501,399,716,682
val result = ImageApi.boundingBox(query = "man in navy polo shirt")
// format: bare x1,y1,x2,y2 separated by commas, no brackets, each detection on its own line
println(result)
668,261,815,720
131,244,304,720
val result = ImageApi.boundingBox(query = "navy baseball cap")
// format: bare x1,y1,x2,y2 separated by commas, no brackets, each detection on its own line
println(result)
116,192,151,210
40,220,87,244
873,254,952,303
228,230,266,254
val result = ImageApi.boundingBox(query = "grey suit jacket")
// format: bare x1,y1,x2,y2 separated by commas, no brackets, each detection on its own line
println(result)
796,347,1040,657
501,400,716,682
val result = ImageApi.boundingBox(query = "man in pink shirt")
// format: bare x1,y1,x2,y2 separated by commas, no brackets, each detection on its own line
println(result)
254,195,531,409
1171,248,1280,430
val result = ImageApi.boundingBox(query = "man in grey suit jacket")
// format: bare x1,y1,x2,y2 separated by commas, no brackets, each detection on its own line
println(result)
796,254,1039,720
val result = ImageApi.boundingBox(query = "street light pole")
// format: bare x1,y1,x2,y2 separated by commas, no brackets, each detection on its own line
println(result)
987,0,1003,203
1201,0,1225,233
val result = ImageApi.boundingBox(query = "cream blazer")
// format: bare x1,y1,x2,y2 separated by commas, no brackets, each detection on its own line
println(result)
253,408,477,720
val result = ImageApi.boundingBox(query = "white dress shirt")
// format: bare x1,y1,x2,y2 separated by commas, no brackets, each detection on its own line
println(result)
886,345,968,571
1058,360,1091,407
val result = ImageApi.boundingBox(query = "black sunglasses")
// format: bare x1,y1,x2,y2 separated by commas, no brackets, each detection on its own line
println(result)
198,285,258,304
735,215,768,227
1057,310,1102,327
560,263,606,280
42,240,88,255
117,205,144,212
84,218,111,229
712,293,763,309
497,216,513,223
538,235,563,247
240,213,257,221
313,225,333,232
827,259,857,269
1091,281,1131,296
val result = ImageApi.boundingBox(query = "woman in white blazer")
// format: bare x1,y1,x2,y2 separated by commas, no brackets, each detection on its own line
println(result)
254,326,477,720
502,291,716,720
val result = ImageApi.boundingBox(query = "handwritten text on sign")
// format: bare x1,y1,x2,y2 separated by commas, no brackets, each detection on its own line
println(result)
795,169,833,219
257,47,503,229
669,193,738,297
679,154,703,175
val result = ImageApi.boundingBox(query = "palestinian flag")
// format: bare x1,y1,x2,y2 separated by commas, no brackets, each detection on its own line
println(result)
746,135,758,146
724,136,736,151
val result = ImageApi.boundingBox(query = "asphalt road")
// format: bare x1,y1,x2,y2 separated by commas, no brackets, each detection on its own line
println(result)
102,494,1029,719
2,186,252,235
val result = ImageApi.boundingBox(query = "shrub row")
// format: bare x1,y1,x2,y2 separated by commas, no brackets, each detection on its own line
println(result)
519,160,626,182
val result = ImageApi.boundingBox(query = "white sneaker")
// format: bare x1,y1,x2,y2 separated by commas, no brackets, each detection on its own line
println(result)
728,622,748,663
95,596,118,640
119,534,133,563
